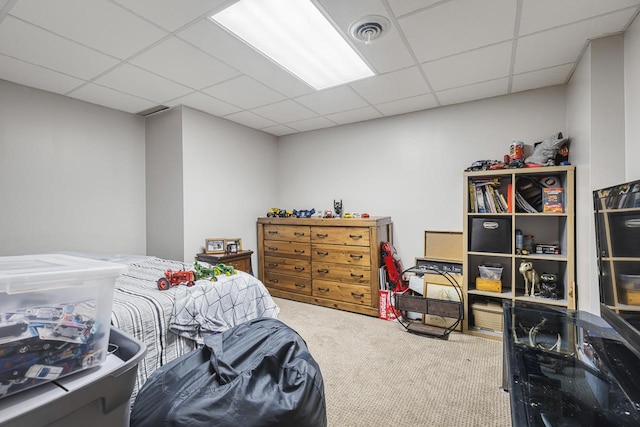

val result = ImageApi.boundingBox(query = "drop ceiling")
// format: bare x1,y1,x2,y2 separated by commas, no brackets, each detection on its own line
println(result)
1,0,638,136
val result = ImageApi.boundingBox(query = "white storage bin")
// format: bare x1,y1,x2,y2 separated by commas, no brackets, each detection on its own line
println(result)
0,254,126,399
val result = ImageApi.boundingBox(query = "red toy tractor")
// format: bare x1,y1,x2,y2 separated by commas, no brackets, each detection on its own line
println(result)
157,269,197,290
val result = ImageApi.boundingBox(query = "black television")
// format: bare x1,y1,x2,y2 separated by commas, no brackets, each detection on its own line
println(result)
593,179,640,336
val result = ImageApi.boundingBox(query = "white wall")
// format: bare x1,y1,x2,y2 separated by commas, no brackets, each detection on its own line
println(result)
0,80,146,256
277,86,567,266
145,107,184,261
626,14,640,181
567,35,627,314
181,107,278,264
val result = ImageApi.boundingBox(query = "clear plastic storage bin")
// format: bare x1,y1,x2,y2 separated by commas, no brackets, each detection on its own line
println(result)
0,254,126,398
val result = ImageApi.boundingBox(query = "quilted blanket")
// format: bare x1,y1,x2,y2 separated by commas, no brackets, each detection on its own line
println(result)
170,272,280,343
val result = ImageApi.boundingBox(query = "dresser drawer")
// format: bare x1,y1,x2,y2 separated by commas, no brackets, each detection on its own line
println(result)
311,226,370,246
264,256,310,277
264,225,310,242
263,241,310,259
311,244,370,266
313,280,371,305
312,262,370,284
264,272,312,295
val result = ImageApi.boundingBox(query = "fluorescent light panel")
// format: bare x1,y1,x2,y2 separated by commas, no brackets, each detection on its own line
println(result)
210,0,374,90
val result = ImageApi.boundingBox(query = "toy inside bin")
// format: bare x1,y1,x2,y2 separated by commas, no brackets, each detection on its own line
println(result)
476,264,503,293
0,254,126,399
479,265,503,280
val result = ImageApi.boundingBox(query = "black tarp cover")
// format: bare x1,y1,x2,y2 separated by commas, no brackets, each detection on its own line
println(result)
130,318,326,427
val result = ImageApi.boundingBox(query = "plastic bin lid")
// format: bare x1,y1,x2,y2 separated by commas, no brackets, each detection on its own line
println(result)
0,254,127,294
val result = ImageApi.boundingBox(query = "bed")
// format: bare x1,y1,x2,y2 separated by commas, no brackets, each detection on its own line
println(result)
102,255,280,400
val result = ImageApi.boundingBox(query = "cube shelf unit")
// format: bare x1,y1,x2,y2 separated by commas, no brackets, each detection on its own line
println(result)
463,165,576,340
593,180,640,327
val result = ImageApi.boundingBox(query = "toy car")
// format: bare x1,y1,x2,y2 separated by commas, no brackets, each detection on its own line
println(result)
0,320,29,339
157,269,197,290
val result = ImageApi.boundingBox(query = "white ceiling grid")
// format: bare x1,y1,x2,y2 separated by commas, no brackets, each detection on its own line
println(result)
0,0,638,136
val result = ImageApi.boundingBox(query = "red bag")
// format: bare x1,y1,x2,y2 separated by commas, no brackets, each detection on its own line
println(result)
378,290,397,321
380,242,407,292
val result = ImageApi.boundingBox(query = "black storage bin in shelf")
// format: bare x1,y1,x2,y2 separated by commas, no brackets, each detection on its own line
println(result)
609,212,640,258
470,217,511,254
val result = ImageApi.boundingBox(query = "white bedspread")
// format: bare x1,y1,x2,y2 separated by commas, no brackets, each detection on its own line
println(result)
107,255,279,401
170,272,280,343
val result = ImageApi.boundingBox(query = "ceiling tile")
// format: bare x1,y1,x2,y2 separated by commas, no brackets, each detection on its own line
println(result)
0,17,118,79
511,64,574,93
350,66,430,104
203,76,285,109
9,0,167,59
177,20,313,98
260,124,297,136
376,93,438,116
436,78,509,106
515,9,637,73
113,0,226,32
387,0,442,17
287,117,337,132
223,111,278,129
325,106,383,125
130,37,239,90
0,54,84,94
422,41,512,91
251,100,318,123
67,83,156,113
295,86,369,115
519,0,640,36
165,91,241,116
399,0,517,62
317,0,414,73
94,63,193,103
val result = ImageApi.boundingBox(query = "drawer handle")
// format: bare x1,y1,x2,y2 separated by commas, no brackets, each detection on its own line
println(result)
351,292,364,298
349,234,363,239
350,254,363,259
294,266,305,271
316,251,328,256
317,269,329,274
268,263,278,267
295,283,306,288
317,287,330,292
268,247,278,251
268,279,279,284
268,230,278,234
294,232,306,236
350,273,364,279
316,233,328,238
294,249,306,254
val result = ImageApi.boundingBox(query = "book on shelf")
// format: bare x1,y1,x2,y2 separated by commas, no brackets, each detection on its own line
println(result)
543,187,564,213
469,178,508,213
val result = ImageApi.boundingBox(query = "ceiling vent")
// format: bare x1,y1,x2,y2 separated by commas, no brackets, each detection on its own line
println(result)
136,105,169,117
349,15,390,44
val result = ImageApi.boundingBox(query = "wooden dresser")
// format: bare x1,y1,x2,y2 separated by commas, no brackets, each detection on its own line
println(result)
257,216,393,316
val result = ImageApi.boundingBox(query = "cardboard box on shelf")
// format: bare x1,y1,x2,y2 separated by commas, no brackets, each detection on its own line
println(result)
476,277,502,293
471,301,503,332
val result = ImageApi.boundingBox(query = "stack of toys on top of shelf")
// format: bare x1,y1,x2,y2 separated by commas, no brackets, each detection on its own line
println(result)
0,301,102,397
465,132,570,172
156,262,237,290
265,200,370,219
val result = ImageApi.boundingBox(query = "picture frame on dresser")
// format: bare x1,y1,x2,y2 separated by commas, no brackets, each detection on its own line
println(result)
205,238,225,254
225,238,242,253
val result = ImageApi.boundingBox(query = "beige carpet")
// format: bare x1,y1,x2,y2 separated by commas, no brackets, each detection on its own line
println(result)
274,297,512,426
